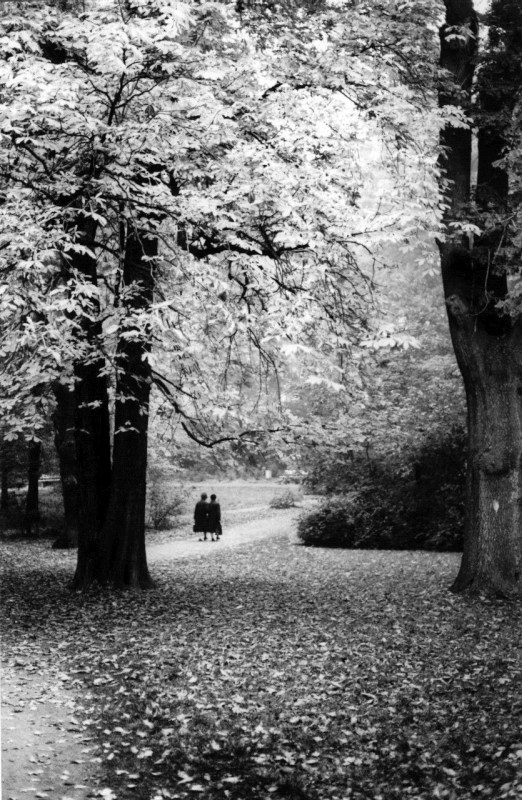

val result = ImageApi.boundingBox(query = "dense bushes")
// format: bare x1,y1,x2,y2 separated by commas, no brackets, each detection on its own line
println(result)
298,428,465,551
297,495,358,547
269,489,302,509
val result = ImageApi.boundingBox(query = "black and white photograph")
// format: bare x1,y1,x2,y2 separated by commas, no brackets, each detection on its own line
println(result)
1,0,521,798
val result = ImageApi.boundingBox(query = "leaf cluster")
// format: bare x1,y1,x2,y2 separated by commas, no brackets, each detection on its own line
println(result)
0,0,449,451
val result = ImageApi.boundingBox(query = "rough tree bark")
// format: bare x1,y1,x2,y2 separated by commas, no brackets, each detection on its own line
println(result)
67,212,154,588
96,224,156,588
52,382,79,548
70,218,112,588
439,0,522,597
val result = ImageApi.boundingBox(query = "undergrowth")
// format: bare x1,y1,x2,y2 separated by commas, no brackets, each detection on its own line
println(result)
300,427,465,551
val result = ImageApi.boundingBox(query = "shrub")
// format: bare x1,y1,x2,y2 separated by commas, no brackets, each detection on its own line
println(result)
297,495,358,546
298,427,465,552
269,489,301,509
146,474,186,530
1,488,65,538
303,453,362,496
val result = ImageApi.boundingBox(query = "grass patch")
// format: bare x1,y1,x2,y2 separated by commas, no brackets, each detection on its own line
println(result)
1,537,521,800
161,480,304,514
1,479,305,542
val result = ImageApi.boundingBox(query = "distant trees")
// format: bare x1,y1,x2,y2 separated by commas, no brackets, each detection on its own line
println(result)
0,429,56,536
52,383,79,548
0,441,14,515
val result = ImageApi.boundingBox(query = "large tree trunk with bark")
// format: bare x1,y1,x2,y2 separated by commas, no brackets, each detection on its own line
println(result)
66,206,156,588
97,224,156,588
440,0,522,597
73,357,112,582
441,289,522,595
52,382,79,548
70,218,112,588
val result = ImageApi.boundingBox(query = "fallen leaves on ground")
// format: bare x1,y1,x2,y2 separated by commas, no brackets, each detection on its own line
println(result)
1,536,521,800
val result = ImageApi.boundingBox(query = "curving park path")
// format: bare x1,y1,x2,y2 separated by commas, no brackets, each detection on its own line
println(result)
147,507,300,564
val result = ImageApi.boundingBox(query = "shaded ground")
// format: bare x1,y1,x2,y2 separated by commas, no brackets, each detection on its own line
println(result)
1,508,300,800
2,509,522,800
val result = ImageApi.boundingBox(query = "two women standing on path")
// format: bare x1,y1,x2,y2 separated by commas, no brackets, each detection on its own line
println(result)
193,493,222,542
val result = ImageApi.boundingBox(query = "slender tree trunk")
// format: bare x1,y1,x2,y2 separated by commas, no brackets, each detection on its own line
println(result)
440,0,522,596
24,441,41,537
97,225,156,588
1,465,8,513
1,442,16,524
70,218,112,588
52,382,79,548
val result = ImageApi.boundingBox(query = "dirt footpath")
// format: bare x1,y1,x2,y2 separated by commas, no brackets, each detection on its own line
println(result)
148,507,299,563
1,668,100,800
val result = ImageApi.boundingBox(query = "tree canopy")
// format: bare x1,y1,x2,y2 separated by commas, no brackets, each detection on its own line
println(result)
0,0,443,442
2,0,521,593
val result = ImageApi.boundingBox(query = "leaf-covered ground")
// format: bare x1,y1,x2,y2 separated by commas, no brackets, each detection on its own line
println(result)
2,531,521,800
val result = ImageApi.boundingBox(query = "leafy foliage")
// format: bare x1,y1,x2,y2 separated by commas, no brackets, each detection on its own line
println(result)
146,472,186,531
297,495,358,547
0,0,446,446
299,426,466,551
0,0,372,441
269,488,301,509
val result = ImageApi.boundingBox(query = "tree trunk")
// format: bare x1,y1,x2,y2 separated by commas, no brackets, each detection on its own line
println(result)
97,225,156,588
25,441,41,537
67,205,155,588
73,357,112,583
70,219,112,588
440,0,522,597
1,465,8,514
441,291,522,595
52,382,79,548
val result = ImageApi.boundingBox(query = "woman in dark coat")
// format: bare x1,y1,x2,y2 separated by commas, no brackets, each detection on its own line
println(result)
194,493,210,541
207,494,222,541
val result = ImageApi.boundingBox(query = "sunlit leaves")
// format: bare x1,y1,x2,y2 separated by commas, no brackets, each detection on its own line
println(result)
0,0,449,450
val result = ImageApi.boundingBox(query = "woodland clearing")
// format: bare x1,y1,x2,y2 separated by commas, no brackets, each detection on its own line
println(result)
1,509,521,800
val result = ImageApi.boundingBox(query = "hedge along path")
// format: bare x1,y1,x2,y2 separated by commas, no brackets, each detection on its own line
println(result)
1,508,300,800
